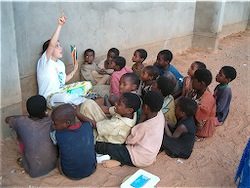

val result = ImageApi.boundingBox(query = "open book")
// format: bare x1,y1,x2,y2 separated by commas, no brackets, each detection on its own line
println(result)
70,44,77,66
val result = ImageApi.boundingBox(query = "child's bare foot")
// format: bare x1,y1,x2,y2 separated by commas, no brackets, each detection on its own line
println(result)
102,160,121,168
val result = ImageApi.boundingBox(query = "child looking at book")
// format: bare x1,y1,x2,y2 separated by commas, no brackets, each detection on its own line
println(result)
161,97,198,159
137,65,159,97
109,56,132,97
50,104,96,180
95,91,165,168
5,95,57,178
151,76,177,125
214,66,237,126
77,92,141,144
191,68,216,141
131,49,148,77
182,61,206,97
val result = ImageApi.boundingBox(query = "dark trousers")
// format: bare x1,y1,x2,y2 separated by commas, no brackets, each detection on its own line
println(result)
95,142,135,167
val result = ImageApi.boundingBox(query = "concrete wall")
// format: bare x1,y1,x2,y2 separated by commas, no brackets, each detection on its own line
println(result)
1,2,23,140
1,1,249,139
221,1,250,37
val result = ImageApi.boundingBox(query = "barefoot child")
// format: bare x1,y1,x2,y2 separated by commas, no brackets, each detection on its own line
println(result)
162,97,198,159
95,91,165,168
5,95,57,178
191,68,216,140
131,49,148,77
50,104,96,180
214,66,237,126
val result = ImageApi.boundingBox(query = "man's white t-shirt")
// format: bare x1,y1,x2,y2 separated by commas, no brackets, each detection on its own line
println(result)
37,52,66,98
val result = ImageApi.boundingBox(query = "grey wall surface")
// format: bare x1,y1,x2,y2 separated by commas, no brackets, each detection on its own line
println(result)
1,1,249,139
1,2,22,140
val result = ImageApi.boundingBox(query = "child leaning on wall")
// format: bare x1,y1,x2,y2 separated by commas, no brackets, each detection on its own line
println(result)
50,104,96,180
213,66,237,126
5,95,58,178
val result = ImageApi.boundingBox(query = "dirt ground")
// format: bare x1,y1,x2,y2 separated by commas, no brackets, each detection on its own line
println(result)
1,30,249,187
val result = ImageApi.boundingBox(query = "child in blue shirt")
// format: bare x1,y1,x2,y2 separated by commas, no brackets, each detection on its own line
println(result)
214,66,237,126
50,104,96,180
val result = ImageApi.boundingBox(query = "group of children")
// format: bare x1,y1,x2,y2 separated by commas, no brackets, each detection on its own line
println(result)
5,13,238,180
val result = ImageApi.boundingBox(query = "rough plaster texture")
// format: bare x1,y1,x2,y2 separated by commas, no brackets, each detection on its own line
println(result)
1,2,22,139
1,1,249,139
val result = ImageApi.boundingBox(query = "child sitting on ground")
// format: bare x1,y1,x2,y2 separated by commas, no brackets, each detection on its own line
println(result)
161,97,198,159
89,48,120,98
109,56,132,97
77,92,141,144
107,72,140,106
93,47,119,77
137,65,159,98
5,95,58,178
154,50,184,98
131,49,148,77
191,68,216,141
213,66,237,126
182,61,206,97
81,49,110,86
151,76,177,125
50,104,96,180
81,49,98,85
95,91,165,168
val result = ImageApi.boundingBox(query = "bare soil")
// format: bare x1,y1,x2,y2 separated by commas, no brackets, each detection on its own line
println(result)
1,30,249,187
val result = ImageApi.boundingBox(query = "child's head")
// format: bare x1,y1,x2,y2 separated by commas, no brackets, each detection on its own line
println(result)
142,91,164,113
41,39,62,59
156,50,173,68
51,104,76,130
192,68,212,91
114,92,141,116
26,95,47,119
175,97,198,119
119,73,140,93
151,76,174,97
140,65,159,82
188,61,206,77
132,49,147,63
107,48,120,63
109,56,126,71
216,66,237,84
84,49,95,64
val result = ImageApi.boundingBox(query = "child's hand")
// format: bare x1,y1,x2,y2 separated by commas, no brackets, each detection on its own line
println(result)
58,11,66,25
98,69,107,75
